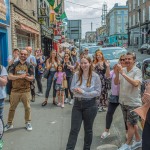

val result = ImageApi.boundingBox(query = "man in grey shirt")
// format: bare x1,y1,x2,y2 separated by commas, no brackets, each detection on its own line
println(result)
114,52,142,150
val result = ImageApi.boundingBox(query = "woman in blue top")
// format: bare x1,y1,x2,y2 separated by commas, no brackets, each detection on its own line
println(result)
66,56,101,150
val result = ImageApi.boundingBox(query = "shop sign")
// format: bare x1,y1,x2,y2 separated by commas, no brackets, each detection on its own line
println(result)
0,0,10,26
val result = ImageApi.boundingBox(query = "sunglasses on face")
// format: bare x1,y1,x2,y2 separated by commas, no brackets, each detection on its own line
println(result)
84,50,88,51
120,59,125,61
20,53,27,56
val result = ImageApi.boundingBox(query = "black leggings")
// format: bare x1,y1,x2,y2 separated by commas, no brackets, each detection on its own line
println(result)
106,102,128,130
65,76,73,99
142,108,150,150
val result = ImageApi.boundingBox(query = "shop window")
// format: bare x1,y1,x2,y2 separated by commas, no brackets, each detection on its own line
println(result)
17,35,28,50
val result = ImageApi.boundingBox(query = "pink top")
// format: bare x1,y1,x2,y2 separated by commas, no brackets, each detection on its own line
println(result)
54,72,66,84
110,70,120,96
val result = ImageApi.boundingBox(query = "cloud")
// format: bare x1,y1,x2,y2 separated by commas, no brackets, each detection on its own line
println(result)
65,0,127,38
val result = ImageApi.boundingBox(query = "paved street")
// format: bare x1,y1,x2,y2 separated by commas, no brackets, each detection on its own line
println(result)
2,48,148,150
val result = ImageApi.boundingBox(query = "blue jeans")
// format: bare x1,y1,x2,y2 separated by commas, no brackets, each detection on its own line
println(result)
66,99,98,150
65,76,73,99
45,71,56,99
0,99,4,119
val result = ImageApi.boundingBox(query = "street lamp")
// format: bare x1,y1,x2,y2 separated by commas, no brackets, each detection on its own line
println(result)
137,6,141,49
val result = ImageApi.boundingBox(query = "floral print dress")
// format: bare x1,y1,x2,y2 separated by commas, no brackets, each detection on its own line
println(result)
95,62,108,106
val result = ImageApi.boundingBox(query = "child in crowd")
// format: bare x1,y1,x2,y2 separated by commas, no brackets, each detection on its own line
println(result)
54,64,66,108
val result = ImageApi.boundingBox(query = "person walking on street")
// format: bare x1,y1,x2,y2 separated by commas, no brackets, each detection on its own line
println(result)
54,64,66,108
35,49,45,96
42,50,58,106
114,52,142,150
66,56,101,150
101,54,127,139
4,49,34,131
0,65,8,119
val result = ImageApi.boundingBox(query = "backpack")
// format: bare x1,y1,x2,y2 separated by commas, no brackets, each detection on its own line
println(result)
6,61,31,95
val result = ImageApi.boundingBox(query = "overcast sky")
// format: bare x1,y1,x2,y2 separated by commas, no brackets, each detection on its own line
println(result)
65,0,127,38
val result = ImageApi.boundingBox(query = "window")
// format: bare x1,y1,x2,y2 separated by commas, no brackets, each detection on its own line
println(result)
133,14,135,26
129,3,131,11
143,8,145,22
17,35,28,50
129,16,131,27
133,0,135,9
143,0,145,3
138,0,140,6
117,24,122,33
137,12,139,23
117,16,121,23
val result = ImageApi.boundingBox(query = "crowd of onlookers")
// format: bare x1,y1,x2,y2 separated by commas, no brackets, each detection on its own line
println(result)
0,44,149,150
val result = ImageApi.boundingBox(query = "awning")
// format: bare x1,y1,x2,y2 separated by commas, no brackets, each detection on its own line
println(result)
20,24,39,35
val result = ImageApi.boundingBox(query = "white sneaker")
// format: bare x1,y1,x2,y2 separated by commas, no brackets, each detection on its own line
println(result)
4,124,13,132
65,98,69,104
98,106,106,112
37,92,43,96
69,99,74,105
57,103,61,107
61,104,65,108
118,144,131,150
26,122,32,131
131,140,142,150
101,131,110,139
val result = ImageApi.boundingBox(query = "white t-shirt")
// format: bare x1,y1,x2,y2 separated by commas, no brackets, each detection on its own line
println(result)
119,65,142,107
0,66,8,99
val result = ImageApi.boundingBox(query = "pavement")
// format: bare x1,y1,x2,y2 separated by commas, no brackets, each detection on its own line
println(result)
2,48,147,150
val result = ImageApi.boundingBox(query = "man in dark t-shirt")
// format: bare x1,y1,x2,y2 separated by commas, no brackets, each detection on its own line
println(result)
4,49,34,131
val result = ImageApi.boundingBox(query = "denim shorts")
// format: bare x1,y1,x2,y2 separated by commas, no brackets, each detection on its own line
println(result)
121,104,139,125
55,84,65,91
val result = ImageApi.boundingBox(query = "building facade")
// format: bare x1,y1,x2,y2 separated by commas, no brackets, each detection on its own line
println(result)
0,0,10,66
106,3,128,46
11,0,41,51
128,0,150,47
85,31,96,43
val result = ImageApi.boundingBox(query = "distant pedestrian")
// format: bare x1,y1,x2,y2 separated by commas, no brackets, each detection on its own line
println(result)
71,47,77,63
0,65,8,119
115,52,142,150
54,64,66,108
26,46,37,102
4,49,34,131
35,49,45,96
66,56,101,150
57,45,65,63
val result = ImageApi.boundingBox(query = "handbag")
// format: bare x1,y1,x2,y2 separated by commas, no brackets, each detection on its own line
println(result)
109,94,119,103
62,79,68,89
43,69,49,79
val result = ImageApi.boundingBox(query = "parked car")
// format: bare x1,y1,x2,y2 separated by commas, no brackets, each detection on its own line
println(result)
138,44,150,54
88,47,127,69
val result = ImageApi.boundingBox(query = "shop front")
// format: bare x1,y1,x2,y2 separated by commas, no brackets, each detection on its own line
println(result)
41,25,53,57
0,0,10,66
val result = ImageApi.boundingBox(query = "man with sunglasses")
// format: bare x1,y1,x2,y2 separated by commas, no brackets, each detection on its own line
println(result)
114,52,142,150
4,49,34,131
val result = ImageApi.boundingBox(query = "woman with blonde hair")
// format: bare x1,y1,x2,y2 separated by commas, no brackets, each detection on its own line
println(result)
66,56,101,150
42,50,59,106
93,50,110,112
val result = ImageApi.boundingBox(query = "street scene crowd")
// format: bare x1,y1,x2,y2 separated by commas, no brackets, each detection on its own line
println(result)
0,45,150,150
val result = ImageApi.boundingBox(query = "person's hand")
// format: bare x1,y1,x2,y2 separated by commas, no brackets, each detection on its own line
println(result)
142,93,150,104
19,74,27,79
105,60,110,68
74,88,83,94
114,64,119,74
116,64,124,75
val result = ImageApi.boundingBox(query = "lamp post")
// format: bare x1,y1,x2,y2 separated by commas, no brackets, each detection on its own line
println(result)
138,7,141,49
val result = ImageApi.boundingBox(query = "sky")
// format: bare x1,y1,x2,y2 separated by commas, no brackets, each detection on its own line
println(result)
65,0,127,38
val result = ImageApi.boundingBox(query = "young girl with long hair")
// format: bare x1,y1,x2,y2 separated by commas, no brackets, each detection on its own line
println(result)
42,50,59,106
66,56,101,150
54,64,66,108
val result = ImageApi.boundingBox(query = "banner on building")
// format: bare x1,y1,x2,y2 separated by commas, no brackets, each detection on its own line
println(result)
0,0,10,26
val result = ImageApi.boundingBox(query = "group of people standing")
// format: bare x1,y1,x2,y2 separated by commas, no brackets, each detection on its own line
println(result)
0,44,149,150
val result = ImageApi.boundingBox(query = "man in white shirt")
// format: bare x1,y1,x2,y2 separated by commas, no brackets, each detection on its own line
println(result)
0,65,8,118
114,52,142,150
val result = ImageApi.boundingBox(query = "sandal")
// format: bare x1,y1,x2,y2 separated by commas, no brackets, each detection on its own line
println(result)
53,101,58,105
42,101,47,106
101,131,110,139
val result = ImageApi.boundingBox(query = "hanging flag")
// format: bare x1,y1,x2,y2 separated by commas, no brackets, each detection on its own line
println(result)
48,0,55,7
54,0,62,13
60,11,67,20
